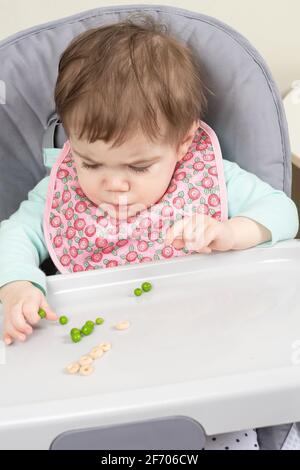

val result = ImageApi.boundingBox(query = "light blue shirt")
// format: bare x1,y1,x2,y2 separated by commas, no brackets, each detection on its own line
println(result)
0,149,298,297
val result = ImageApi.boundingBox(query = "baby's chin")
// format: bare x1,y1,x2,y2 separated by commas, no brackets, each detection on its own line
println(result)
115,203,149,217
91,200,148,220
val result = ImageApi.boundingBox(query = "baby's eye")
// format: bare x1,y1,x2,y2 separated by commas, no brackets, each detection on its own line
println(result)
81,162,100,170
81,162,150,174
129,166,150,174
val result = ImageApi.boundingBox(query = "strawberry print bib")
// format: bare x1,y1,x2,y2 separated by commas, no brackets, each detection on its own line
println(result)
43,120,228,273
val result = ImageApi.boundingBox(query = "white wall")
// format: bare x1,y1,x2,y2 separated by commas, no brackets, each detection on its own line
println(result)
0,0,299,96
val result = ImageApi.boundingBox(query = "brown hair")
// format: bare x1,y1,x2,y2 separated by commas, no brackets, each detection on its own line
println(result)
54,13,210,150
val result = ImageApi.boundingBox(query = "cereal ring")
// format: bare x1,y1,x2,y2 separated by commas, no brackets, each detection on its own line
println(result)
99,342,112,352
89,347,104,359
66,362,80,375
115,320,130,331
79,364,94,376
79,355,93,366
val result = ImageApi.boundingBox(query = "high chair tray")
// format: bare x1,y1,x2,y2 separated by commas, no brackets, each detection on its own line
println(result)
1,240,300,449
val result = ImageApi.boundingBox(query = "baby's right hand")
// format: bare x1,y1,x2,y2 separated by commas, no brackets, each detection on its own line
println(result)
0,281,58,345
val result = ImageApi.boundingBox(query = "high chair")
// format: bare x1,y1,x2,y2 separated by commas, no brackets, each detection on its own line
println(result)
0,4,299,450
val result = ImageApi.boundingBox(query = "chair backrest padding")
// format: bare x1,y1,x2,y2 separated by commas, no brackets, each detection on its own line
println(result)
0,3,291,221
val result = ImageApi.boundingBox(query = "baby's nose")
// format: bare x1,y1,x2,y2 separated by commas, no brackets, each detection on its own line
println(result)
103,178,129,193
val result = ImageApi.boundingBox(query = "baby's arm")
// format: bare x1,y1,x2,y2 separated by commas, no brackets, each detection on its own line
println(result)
0,176,58,343
165,160,299,252
222,217,271,250
0,176,50,297
224,159,299,248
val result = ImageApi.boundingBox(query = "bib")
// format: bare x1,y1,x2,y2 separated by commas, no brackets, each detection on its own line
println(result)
43,120,228,273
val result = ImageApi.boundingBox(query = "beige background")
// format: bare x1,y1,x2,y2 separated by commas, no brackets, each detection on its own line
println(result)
1,0,300,230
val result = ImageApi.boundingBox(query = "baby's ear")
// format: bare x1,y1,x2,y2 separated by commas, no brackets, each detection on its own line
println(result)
188,120,200,140
176,121,199,160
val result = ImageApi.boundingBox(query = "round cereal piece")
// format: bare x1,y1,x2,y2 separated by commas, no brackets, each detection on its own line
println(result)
79,364,94,376
99,342,112,352
89,347,104,359
79,355,93,367
115,320,130,331
66,362,80,375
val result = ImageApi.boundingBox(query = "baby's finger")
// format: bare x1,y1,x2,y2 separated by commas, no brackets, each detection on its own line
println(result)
184,225,206,250
165,217,190,245
172,238,185,250
39,299,58,321
12,310,33,335
3,333,13,346
195,246,212,254
194,224,217,253
5,322,26,342
180,215,206,250
22,302,41,326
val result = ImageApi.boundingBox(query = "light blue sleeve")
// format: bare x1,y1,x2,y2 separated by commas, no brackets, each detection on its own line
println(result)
0,148,62,297
223,159,299,246
0,176,50,297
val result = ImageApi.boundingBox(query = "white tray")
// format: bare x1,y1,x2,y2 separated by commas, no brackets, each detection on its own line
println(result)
1,240,300,449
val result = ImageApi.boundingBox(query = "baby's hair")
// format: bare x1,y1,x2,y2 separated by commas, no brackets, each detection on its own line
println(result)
54,13,210,150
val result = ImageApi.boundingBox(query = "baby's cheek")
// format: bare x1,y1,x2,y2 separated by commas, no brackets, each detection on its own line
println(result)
76,172,85,188
78,179,98,204
78,174,94,194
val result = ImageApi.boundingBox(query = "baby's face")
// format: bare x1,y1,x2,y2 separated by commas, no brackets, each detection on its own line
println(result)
69,124,198,219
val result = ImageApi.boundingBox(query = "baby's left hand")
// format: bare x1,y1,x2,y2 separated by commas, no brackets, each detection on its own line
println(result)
164,214,234,254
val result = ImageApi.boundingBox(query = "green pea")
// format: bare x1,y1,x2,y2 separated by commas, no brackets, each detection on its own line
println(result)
95,317,104,325
134,287,143,297
141,282,152,292
71,328,81,336
71,332,81,343
70,328,81,341
81,324,93,336
38,308,46,319
59,315,68,325
85,320,94,328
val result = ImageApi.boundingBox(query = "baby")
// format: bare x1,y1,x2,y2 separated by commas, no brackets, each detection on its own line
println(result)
0,12,298,341
0,14,298,450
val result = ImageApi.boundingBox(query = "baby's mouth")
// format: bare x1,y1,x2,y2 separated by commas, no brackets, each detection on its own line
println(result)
104,202,133,220
109,203,132,213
